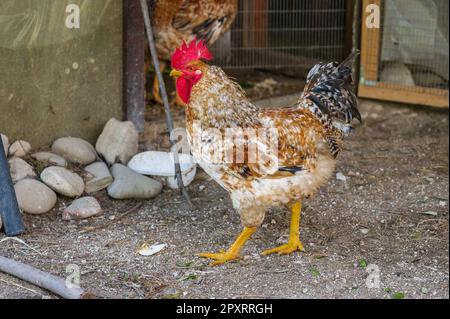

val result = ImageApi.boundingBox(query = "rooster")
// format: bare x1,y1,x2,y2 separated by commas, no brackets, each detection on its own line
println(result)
150,0,238,106
170,40,361,265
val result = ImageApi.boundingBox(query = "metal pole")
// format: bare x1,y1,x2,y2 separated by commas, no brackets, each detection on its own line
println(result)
0,138,24,236
139,0,193,207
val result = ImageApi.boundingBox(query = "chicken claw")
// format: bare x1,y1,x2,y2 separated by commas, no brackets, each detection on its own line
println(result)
198,250,240,266
152,75,164,105
152,63,166,105
262,240,304,256
198,227,257,266
262,201,305,256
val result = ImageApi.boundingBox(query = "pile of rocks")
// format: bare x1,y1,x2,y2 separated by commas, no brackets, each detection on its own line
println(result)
0,118,163,227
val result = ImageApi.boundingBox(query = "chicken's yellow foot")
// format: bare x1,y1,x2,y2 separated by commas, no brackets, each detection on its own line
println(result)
263,201,305,255
198,227,257,266
152,75,163,104
152,63,166,104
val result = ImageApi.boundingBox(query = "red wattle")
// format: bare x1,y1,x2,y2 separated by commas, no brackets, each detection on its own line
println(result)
176,77,193,104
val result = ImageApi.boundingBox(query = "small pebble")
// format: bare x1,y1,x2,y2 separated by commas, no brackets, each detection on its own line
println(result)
9,140,31,157
107,164,162,200
84,161,113,193
14,179,57,214
32,152,67,167
40,166,85,198
62,197,102,220
8,157,36,183
336,172,347,182
95,118,138,165
52,137,97,165
1,134,10,158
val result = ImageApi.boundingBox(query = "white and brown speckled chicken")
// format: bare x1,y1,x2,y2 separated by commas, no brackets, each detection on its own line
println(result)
150,0,238,106
170,40,361,265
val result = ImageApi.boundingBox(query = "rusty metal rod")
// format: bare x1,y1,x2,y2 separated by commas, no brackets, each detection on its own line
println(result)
139,0,193,207
0,256,94,299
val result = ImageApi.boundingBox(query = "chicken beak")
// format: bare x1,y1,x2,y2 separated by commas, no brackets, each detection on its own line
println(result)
170,69,183,78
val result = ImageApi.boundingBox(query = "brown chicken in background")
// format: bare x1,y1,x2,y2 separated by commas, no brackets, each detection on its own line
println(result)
149,0,238,106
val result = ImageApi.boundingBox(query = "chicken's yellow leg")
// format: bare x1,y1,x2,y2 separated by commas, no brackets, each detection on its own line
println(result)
262,201,304,255
198,227,257,266
152,62,166,104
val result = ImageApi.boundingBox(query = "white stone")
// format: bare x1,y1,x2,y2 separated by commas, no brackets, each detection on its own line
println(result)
8,140,31,157
336,172,347,182
1,134,9,156
52,137,97,165
380,62,415,86
62,197,102,220
31,152,67,167
360,228,370,235
8,157,36,183
14,179,57,214
128,151,197,189
107,164,162,199
84,162,113,193
40,166,85,198
95,118,138,164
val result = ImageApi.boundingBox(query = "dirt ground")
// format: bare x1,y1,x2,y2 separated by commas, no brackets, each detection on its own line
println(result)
0,74,449,299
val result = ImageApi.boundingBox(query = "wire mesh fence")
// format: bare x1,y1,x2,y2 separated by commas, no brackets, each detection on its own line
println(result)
211,0,352,71
359,0,449,107
380,0,448,89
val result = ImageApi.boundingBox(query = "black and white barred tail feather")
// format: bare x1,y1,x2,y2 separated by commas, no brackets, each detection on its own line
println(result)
301,51,361,157
304,50,361,126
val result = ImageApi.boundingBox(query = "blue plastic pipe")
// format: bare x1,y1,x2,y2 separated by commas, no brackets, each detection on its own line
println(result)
0,137,24,236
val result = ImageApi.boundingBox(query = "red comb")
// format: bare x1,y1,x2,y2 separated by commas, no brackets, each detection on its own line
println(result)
171,38,213,70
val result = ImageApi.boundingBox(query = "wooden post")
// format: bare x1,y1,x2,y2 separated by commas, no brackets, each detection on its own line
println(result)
243,0,268,48
253,0,268,48
360,0,381,82
242,0,252,48
123,0,146,132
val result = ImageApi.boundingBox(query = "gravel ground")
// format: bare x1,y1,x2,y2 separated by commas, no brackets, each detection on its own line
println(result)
0,97,448,299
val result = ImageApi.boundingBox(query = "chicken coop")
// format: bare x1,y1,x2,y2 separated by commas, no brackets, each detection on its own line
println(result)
358,0,449,107
211,0,449,108
211,0,355,73
1,0,448,148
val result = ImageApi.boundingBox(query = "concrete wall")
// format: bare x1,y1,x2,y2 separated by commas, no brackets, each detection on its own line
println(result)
0,0,123,148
